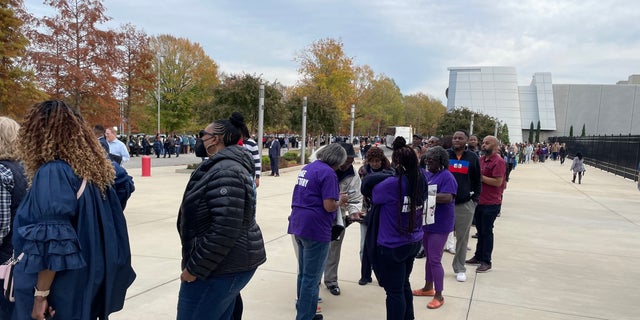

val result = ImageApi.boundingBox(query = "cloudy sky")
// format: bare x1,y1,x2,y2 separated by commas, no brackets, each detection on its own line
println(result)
24,0,640,103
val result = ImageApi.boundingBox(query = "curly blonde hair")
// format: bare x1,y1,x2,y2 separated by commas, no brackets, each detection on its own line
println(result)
17,100,115,193
0,117,21,161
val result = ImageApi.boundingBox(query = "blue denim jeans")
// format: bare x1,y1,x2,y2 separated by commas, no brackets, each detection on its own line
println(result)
177,268,256,320
473,204,501,265
294,235,330,320
376,241,421,320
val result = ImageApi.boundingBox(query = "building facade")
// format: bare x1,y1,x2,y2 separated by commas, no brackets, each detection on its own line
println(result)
446,66,640,143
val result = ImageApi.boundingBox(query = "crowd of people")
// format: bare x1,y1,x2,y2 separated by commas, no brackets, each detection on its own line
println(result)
0,100,587,320
287,129,588,320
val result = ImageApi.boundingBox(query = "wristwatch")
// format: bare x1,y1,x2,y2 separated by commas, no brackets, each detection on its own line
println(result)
34,287,50,297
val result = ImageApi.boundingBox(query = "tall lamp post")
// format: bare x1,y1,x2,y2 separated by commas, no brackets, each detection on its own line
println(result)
156,54,161,135
350,104,355,145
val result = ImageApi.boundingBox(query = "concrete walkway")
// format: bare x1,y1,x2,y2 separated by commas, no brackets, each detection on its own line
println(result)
111,158,640,320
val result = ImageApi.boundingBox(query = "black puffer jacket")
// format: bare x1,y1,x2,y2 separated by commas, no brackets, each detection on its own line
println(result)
177,145,266,278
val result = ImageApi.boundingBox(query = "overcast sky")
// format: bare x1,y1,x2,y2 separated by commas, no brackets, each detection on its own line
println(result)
24,0,640,103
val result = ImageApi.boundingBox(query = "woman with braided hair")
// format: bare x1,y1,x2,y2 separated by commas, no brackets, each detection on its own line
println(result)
12,100,136,320
361,137,427,320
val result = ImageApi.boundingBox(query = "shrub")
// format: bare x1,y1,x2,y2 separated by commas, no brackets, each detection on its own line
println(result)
283,151,298,161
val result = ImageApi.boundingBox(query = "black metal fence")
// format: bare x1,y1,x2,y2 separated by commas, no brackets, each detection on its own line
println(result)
549,135,640,181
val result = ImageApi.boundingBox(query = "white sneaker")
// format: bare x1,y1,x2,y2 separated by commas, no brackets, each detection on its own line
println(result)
445,247,456,254
456,272,467,282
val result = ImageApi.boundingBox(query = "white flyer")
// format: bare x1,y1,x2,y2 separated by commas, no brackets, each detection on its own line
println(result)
425,184,437,225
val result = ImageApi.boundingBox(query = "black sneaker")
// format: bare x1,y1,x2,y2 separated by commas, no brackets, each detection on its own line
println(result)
465,257,480,265
358,278,372,285
476,263,492,273
327,285,340,296
415,250,425,259
313,314,324,320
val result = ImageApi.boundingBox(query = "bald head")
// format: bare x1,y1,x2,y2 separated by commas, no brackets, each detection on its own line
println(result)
481,135,499,155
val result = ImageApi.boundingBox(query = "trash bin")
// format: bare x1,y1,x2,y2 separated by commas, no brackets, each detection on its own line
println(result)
142,156,151,177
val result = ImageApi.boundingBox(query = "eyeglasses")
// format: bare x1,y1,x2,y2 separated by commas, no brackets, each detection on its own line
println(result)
199,130,216,140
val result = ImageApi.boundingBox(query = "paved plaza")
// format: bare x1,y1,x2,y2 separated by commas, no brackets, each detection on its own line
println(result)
112,154,640,320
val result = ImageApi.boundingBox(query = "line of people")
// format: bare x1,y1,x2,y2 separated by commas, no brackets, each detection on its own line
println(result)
288,129,510,320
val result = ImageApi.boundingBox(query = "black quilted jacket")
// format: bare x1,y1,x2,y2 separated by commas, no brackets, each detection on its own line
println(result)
177,145,266,278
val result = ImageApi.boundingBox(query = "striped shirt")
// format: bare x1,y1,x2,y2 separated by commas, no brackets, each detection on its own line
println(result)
243,138,261,178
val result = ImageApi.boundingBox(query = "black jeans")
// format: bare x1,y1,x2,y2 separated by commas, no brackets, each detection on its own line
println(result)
473,204,501,265
376,241,421,320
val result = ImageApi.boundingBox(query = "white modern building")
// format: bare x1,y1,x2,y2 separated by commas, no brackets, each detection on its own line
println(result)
446,67,640,142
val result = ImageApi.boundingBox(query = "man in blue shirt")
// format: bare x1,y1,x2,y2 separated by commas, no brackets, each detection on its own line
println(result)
105,128,130,164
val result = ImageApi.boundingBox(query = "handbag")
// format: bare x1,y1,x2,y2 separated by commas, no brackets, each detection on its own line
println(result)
0,253,24,302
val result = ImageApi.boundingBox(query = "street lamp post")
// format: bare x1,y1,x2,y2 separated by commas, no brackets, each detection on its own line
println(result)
350,104,355,144
301,97,307,165
157,54,161,135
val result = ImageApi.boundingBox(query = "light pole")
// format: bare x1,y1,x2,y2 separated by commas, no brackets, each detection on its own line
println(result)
470,113,474,136
301,97,307,164
257,84,265,157
156,54,161,135
350,104,355,144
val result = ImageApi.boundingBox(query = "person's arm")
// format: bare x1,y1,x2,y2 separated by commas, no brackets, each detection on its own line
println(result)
435,193,454,203
120,142,130,163
32,270,56,320
481,175,503,187
470,154,482,202
482,158,505,187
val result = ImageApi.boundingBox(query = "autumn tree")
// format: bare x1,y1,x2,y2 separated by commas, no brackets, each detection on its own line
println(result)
27,0,121,124
294,38,355,130
198,73,286,133
116,23,154,135
403,93,445,137
0,0,44,117
151,35,219,133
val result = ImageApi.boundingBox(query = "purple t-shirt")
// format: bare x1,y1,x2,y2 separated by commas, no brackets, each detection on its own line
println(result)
373,176,424,248
287,160,339,242
424,169,458,234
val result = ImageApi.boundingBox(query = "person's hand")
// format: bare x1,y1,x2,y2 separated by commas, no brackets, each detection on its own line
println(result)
180,268,196,283
31,296,55,320
348,212,364,222
338,193,349,206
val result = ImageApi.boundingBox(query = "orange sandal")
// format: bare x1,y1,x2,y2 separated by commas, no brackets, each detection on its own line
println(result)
411,289,435,296
427,298,444,309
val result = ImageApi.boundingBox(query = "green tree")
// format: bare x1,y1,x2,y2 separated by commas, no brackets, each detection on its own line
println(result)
28,0,121,123
569,125,573,137
199,73,286,133
286,85,338,135
151,35,219,133
528,121,534,143
500,124,510,144
535,121,541,143
581,124,586,137
0,0,45,117
436,107,498,138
